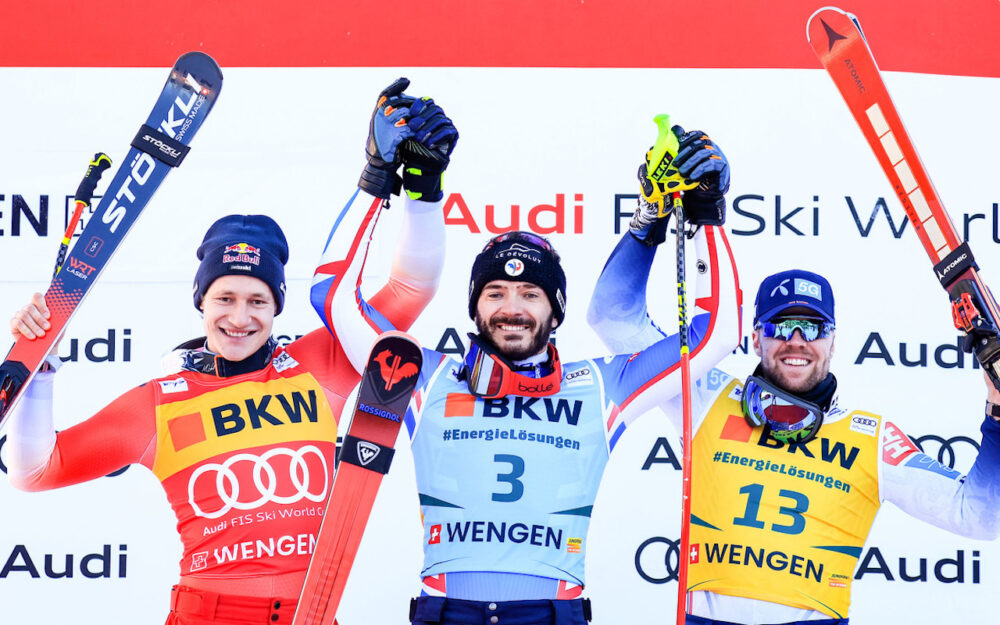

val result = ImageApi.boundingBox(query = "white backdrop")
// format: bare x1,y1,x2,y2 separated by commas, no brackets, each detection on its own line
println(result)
0,66,998,624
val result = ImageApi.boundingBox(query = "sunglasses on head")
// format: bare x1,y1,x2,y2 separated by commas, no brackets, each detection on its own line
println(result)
482,232,558,257
756,316,835,342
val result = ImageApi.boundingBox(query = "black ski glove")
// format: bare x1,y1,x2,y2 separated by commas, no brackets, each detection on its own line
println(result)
672,126,730,226
400,98,459,202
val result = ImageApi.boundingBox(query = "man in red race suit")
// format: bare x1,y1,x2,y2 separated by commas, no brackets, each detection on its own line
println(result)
4,81,456,625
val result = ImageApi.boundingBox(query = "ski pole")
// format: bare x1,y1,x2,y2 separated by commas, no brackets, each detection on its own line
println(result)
645,114,699,625
53,153,112,277
672,193,694,625
0,153,112,418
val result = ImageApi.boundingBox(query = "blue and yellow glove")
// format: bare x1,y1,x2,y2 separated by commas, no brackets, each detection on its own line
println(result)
400,97,459,202
359,77,416,199
630,122,730,245
630,160,674,246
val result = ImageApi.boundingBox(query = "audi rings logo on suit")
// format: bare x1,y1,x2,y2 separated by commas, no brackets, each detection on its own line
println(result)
188,445,329,519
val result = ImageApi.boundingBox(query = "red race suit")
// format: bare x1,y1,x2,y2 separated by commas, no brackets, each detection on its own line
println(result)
6,192,445,622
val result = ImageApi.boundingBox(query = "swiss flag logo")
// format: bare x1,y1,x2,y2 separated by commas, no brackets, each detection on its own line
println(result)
428,524,442,544
689,544,700,564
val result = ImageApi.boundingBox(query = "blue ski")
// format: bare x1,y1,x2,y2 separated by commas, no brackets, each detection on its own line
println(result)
0,51,223,427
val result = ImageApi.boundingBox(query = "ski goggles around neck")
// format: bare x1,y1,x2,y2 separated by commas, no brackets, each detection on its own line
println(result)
459,333,562,398
742,375,825,444
756,316,834,342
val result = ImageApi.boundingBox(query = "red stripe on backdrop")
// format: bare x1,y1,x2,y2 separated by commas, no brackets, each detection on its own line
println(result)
2,0,999,76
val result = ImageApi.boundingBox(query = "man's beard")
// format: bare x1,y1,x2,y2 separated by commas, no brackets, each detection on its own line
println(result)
761,352,831,394
475,313,554,362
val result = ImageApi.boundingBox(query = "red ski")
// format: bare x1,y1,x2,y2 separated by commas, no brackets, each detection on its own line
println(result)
807,7,1000,386
292,331,422,625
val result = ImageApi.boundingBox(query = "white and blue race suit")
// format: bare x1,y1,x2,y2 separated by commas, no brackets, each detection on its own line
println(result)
327,223,741,602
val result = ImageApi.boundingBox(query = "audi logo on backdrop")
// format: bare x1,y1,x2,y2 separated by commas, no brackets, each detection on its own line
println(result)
188,446,328,519
634,536,681,584
912,434,980,470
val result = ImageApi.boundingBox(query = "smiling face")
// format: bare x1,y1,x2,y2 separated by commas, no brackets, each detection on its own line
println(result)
474,280,558,361
753,316,835,393
201,274,275,361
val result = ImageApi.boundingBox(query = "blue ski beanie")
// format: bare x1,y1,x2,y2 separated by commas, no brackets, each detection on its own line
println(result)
468,231,567,324
193,215,289,314
754,269,835,325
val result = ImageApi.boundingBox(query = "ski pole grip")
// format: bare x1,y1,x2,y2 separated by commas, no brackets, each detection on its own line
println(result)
648,114,680,183
646,114,699,193
74,153,112,205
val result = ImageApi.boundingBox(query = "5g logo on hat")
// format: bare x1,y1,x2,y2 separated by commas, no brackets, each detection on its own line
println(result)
795,278,823,299
754,269,836,325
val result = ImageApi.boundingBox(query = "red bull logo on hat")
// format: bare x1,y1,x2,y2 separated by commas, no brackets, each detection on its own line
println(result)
222,242,261,266
224,242,261,255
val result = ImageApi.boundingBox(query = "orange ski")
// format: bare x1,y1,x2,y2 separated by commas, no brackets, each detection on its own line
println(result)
808,7,1000,386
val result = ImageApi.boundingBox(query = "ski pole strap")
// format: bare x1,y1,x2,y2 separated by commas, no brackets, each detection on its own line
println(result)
131,124,191,167
340,434,395,474
934,242,978,289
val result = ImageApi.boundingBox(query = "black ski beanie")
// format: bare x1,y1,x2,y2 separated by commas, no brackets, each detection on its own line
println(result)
193,215,289,314
468,232,567,323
